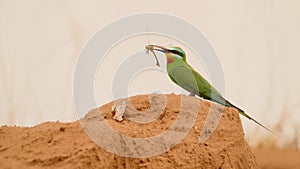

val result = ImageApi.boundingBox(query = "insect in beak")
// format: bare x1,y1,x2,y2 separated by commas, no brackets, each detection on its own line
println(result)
145,45,160,67
145,45,170,67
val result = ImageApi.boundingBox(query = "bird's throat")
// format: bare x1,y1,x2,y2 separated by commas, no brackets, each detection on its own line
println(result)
166,53,175,64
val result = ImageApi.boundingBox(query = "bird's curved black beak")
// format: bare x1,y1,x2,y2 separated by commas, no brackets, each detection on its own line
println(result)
145,45,170,53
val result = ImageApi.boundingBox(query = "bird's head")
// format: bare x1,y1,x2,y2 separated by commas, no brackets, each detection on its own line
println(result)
146,45,186,63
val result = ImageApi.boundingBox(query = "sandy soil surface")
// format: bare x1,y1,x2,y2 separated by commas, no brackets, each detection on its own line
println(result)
0,94,263,168
253,147,300,169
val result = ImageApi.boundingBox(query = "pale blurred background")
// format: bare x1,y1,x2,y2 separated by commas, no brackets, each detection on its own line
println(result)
0,0,299,147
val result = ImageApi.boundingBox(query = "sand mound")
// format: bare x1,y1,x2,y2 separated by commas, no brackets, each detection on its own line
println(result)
0,94,258,169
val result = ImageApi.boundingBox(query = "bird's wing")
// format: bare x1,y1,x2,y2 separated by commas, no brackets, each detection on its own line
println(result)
169,64,199,93
169,63,225,104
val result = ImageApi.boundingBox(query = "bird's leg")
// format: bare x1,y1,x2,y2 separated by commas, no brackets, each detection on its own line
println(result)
189,90,195,96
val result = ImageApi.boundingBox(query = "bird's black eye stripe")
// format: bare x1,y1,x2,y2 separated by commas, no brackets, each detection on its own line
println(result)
168,50,184,57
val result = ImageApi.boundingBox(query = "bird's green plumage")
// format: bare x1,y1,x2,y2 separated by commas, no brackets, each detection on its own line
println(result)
167,60,229,108
148,45,277,135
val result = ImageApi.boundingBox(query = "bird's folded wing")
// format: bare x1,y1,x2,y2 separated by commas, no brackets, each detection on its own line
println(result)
170,65,223,102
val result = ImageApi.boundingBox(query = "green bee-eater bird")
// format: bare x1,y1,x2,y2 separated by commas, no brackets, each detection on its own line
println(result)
145,44,276,135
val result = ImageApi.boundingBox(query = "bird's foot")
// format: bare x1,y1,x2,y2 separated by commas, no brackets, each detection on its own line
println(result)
189,91,195,96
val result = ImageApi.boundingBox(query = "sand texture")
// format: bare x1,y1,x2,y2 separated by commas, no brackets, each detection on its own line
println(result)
0,94,258,169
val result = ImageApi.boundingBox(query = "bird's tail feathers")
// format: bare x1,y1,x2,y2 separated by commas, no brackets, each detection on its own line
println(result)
224,100,279,137
238,110,279,137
